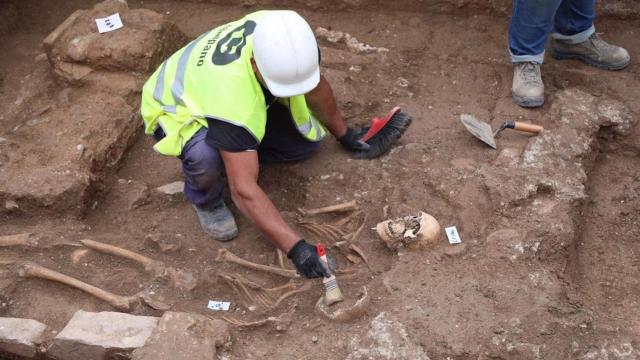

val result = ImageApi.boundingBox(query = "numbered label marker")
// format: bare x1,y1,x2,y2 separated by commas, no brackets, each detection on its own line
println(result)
445,226,462,244
96,13,123,34
207,300,231,311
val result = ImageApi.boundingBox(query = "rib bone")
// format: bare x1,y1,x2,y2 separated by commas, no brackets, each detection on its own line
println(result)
217,249,298,279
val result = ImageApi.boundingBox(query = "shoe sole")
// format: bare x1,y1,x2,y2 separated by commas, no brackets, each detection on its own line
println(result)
512,93,544,108
206,227,238,242
552,50,630,71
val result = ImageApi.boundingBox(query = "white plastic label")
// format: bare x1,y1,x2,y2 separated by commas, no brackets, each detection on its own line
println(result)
96,13,123,33
207,300,230,311
445,226,462,244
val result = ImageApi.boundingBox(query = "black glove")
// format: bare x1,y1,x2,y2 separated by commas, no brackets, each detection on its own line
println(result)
338,127,371,152
287,239,332,279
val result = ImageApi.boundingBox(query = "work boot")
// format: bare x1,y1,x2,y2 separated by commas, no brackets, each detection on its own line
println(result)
192,203,238,241
552,33,630,70
512,62,544,108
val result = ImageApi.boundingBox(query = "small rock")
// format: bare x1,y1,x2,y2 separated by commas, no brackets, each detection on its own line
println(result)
131,312,229,360
5,199,19,211
443,243,467,257
311,336,318,343
144,233,181,253
0,318,48,358
48,311,159,360
155,181,184,195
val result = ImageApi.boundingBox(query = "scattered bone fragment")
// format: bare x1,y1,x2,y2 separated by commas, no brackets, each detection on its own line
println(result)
144,233,181,253
376,212,441,250
216,249,299,279
0,233,38,248
298,200,358,216
315,286,370,322
275,249,285,269
70,249,90,265
316,27,389,54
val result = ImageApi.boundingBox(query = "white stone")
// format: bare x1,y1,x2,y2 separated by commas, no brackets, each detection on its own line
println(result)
48,311,158,360
0,317,47,358
346,312,429,360
155,181,184,195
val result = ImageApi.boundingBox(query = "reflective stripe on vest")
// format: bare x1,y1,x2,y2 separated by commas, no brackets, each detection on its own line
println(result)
140,11,326,157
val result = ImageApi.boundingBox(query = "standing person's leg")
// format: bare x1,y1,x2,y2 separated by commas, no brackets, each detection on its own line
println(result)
180,128,238,241
551,0,630,70
258,102,322,163
509,0,563,108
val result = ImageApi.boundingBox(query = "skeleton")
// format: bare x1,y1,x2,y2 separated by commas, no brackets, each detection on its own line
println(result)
315,286,370,322
219,273,311,312
16,262,169,312
80,239,197,291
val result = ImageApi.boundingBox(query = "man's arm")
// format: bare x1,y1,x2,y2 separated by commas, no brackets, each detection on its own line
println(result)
305,75,370,153
219,149,300,253
305,75,348,138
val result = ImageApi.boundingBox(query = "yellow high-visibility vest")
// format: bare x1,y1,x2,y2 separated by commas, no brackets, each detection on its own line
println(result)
140,11,326,157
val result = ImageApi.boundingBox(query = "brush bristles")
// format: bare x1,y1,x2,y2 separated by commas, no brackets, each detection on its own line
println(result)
323,275,344,306
354,111,412,159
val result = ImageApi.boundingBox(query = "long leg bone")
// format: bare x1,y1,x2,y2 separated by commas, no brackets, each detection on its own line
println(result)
217,249,299,279
298,200,358,216
18,262,137,311
0,233,39,247
80,239,164,275
80,239,197,291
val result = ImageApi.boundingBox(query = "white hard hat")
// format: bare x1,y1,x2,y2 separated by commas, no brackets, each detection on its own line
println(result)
253,11,320,97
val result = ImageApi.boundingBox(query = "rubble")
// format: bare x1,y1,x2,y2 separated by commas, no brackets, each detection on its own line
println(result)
346,312,429,360
131,312,230,360
43,0,187,84
48,310,158,360
0,318,47,358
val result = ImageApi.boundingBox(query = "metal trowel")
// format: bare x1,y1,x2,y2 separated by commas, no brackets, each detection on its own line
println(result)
460,114,544,149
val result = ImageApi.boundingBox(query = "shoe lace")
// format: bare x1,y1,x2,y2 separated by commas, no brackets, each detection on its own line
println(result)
519,62,542,84
588,33,611,51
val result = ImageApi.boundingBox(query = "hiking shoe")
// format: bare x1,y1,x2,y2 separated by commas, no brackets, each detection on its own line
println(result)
552,33,630,70
512,62,544,108
192,203,238,241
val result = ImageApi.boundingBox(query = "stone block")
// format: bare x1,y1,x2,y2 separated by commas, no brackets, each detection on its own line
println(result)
43,0,187,83
0,318,47,358
0,89,137,215
48,310,158,360
132,312,230,360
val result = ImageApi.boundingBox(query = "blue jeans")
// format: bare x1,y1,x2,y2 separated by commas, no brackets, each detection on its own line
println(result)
509,0,596,64
177,102,321,209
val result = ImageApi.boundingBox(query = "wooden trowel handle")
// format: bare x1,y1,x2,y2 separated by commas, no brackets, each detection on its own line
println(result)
513,121,544,134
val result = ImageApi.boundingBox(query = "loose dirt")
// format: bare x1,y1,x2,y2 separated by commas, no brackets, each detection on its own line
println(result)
1,0,639,359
